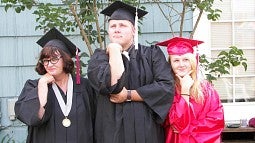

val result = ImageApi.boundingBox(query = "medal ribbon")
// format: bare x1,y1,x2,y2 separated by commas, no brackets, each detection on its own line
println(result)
52,74,73,117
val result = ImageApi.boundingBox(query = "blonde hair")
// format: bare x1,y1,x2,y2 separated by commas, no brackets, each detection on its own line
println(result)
169,53,204,103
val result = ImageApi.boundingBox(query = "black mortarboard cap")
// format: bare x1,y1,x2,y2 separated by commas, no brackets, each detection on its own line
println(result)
37,27,80,58
100,1,148,25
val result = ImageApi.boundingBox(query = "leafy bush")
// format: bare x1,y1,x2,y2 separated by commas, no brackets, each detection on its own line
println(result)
199,46,247,83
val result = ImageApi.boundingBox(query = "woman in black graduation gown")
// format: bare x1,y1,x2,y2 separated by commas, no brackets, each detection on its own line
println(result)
15,28,96,143
87,1,174,143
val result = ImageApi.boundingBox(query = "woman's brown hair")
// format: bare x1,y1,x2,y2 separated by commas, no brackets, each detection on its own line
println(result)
35,46,74,75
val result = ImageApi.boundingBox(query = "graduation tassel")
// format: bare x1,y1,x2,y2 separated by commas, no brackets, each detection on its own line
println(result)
75,48,80,84
134,7,138,50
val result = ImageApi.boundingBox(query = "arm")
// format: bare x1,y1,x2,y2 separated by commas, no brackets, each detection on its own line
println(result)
87,48,126,95
190,83,225,142
109,87,143,103
107,43,125,86
135,45,175,123
15,74,55,126
37,73,55,119
14,79,45,125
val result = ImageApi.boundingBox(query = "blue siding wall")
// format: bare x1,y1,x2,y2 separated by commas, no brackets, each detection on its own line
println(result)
0,1,193,142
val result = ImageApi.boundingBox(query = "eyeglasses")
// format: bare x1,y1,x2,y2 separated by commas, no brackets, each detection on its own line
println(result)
40,56,62,66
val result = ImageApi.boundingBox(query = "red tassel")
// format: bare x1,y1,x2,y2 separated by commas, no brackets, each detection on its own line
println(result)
75,48,80,84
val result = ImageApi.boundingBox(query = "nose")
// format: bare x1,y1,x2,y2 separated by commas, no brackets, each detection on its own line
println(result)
179,61,185,66
114,26,120,33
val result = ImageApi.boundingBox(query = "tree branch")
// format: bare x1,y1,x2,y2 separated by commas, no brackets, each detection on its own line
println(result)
190,9,203,39
180,0,186,37
93,0,103,49
69,3,93,56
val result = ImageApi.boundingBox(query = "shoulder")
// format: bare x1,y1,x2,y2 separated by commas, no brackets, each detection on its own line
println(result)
91,48,106,57
79,77,97,99
139,44,165,57
139,44,162,52
200,80,220,100
200,80,212,89
24,79,39,87
94,48,105,52
74,76,90,86
79,77,95,91
80,77,90,85
200,80,213,94
89,48,108,61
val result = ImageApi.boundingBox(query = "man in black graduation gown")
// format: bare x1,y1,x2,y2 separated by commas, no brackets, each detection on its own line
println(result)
87,1,174,143
15,28,96,143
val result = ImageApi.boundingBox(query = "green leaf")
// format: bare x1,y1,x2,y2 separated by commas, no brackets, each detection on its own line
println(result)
218,51,228,56
4,4,12,12
242,62,248,71
15,7,21,13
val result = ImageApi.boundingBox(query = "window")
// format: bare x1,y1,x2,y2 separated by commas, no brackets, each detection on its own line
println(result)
211,0,255,103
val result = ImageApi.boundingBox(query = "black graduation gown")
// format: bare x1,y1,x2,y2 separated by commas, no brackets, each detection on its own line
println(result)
87,44,175,143
15,76,96,143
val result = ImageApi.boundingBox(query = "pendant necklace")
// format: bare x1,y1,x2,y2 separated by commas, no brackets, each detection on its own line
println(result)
52,74,73,128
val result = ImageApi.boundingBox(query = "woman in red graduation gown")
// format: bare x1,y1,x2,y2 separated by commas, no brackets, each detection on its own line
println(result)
157,37,225,143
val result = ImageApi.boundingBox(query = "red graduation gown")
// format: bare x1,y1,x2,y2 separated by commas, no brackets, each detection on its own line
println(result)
163,81,224,143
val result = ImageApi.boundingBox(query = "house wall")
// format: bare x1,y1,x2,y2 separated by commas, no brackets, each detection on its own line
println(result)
193,8,255,124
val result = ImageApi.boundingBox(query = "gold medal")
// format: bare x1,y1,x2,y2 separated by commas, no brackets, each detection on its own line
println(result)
62,117,71,127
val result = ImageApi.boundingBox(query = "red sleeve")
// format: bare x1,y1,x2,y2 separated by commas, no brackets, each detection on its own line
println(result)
190,82,225,142
169,95,193,133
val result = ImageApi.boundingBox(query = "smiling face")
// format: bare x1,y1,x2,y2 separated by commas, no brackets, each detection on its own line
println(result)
108,20,135,50
169,53,194,77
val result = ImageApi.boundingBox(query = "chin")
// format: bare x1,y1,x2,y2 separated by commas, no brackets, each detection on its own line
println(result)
47,71,57,76
177,73,186,77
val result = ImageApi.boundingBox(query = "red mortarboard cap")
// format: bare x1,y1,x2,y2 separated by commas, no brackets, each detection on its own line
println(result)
100,1,148,25
37,27,80,58
156,37,203,55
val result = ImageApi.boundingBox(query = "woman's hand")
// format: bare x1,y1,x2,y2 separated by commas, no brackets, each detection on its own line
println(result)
39,73,55,85
176,70,194,94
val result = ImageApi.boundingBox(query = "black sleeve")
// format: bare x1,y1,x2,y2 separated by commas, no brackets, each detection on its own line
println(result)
136,45,175,124
87,49,126,95
14,79,51,126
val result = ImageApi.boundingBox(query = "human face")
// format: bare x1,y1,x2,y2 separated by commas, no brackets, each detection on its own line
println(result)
170,54,192,77
108,20,135,50
43,54,64,76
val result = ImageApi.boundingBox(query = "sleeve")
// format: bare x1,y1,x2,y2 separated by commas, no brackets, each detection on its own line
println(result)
190,82,225,142
14,79,52,126
166,95,191,132
87,49,126,95
83,78,98,125
168,81,225,142
136,46,175,124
